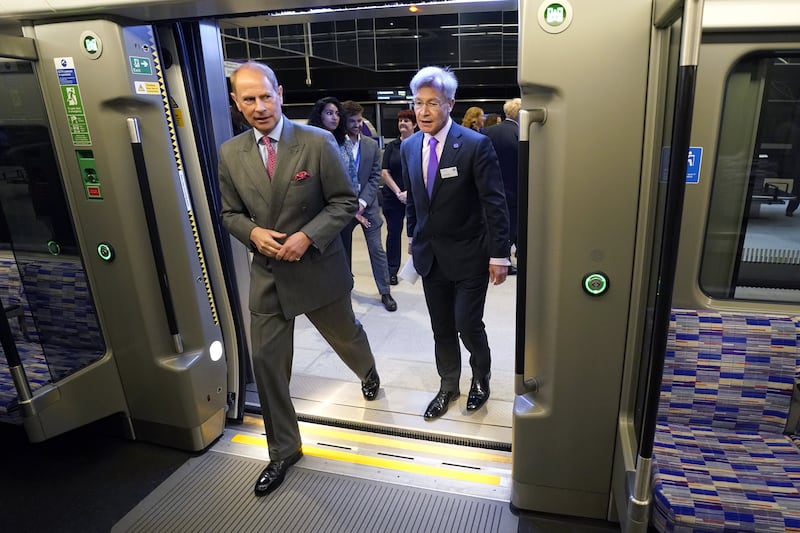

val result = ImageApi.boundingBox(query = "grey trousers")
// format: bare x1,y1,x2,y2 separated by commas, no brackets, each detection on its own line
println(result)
250,293,376,460
340,202,391,296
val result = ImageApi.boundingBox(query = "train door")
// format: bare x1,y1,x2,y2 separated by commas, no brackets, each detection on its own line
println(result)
513,0,656,520
514,0,800,527
0,40,126,437
0,20,234,451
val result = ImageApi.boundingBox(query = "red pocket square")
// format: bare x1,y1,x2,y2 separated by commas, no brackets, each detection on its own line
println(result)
294,171,310,181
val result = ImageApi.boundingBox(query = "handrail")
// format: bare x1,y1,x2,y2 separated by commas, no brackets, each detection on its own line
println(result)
0,303,34,416
516,107,547,393
127,117,184,354
628,0,705,528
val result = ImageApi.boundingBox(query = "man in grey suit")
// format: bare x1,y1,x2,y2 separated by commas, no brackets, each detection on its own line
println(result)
339,100,397,312
218,62,381,497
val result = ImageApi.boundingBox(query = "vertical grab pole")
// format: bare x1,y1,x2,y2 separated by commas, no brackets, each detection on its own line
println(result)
627,0,705,529
0,304,35,416
127,117,184,354
516,108,547,392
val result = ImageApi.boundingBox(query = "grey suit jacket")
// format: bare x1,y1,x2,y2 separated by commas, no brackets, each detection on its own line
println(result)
354,135,382,214
219,118,357,318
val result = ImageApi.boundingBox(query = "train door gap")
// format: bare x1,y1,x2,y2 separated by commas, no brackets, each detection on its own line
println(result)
215,413,513,503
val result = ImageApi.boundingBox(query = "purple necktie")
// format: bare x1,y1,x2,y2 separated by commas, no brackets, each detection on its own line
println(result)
426,137,438,198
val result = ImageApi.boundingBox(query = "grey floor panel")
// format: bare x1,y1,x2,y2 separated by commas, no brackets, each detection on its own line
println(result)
113,451,518,533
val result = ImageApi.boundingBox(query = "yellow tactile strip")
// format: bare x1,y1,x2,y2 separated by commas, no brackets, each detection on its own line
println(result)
231,425,509,486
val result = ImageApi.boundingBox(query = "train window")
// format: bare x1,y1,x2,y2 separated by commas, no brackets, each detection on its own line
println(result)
0,59,106,384
700,53,800,303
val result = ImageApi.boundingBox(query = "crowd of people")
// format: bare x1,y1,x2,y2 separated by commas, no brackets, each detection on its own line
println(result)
218,60,521,497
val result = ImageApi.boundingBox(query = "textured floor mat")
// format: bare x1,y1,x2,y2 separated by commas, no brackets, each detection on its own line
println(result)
113,451,518,533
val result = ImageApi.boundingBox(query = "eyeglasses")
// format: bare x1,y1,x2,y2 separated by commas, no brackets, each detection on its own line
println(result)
413,100,443,110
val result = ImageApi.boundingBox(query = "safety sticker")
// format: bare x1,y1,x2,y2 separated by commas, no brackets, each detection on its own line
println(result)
134,81,160,95
54,57,92,146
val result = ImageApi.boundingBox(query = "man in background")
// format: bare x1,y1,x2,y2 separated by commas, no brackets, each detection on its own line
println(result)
339,100,397,312
484,97,521,274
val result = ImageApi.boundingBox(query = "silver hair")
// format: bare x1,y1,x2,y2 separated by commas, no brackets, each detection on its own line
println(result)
409,66,458,101
230,61,280,93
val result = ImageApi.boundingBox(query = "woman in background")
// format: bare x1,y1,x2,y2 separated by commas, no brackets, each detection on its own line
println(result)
381,109,417,285
461,106,485,132
308,96,347,144
484,113,502,129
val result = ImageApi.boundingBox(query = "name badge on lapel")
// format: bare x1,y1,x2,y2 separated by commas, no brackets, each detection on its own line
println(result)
440,167,458,179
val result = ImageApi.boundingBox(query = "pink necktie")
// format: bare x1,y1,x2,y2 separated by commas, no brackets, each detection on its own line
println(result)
426,137,438,198
263,137,276,179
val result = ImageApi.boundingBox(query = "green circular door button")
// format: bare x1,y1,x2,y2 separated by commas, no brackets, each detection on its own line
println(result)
97,242,115,262
582,272,609,296
46,240,61,256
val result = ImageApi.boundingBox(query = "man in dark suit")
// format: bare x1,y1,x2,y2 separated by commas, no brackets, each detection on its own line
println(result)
218,62,381,496
401,66,511,420
339,100,397,312
484,98,521,274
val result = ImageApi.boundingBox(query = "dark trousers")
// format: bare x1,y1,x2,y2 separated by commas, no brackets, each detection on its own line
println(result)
381,193,405,276
250,293,375,461
421,260,491,393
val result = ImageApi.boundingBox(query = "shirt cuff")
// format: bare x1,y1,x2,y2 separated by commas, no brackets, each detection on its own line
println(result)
490,257,512,267
358,198,367,209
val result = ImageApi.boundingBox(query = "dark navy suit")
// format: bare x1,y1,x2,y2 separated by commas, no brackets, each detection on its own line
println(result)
402,121,510,392
484,119,519,246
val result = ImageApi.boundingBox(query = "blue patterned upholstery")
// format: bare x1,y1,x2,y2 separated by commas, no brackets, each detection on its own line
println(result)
652,309,800,532
0,256,105,423
22,260,103,350
0,257,31,340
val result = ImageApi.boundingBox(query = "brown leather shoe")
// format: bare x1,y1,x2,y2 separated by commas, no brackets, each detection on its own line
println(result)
253,449,303,496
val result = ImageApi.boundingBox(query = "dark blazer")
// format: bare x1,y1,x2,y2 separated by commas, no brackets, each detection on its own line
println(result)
218,118,357,319
484,119,519,204
402,122,510,279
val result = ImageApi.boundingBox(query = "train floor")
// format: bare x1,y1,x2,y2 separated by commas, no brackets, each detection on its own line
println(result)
0,414,621,533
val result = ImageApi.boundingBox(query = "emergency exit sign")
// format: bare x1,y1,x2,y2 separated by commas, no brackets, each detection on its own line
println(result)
129,56,152,75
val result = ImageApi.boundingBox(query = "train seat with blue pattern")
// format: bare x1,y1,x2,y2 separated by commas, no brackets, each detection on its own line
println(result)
0,256,105,423
651,309,800,532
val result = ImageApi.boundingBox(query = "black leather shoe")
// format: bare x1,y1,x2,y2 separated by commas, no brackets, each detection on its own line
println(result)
254,449,303,496
389,274,399,285
381,293,397,312
507,265,517,276
424,390,460,420
466,376,490,411
361,366,380,401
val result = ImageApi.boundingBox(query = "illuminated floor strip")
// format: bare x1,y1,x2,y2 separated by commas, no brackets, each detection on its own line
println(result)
232,434,501,486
